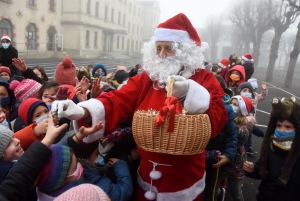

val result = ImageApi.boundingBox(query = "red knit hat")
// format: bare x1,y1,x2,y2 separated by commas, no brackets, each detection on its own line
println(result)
154,13,202,46
218,59,230,69
0,66,12,76
54,57,77,86
231,95,253,116
54,184,111,201
10,79,41,102
18,98,47,125
242,53,254,62
1,34,11,42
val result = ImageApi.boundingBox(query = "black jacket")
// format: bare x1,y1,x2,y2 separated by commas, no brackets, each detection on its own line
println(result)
246,146,300,201
0,45,18,67
21,68,45,84
243,62,254,81
0,141,52,201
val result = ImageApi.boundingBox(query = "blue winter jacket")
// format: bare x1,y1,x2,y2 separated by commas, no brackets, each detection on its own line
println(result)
84,160,133,201
206,94,238,162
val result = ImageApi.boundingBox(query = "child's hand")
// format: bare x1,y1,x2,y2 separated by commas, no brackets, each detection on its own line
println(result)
73,122,103,143
91,77,107,98
243,161,254,173
261,82,267,90
42,112,68,147
76,76,90,94
212,155,229,168
34,119,48,137
107,158,119,167
74,85,87,102
12,58,27,72
130,149,140,160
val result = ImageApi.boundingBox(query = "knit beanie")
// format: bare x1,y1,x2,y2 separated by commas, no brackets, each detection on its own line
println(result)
54,184,111,201
114,70,129,84
54,57,77,86
237,82,254,98
231,95,253,116
10,79,41,102
0,66,12,77
92,64,107,77
259,97,300,186
77,67,90,81
248,78,258,89
18,98,48,126
37,144,71,192
0,125,13,159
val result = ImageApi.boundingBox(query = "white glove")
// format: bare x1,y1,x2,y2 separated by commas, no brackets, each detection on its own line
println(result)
51,100,84,120
166,75,189,98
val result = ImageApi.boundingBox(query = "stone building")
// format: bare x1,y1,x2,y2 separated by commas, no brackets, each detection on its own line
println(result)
0,0,160,58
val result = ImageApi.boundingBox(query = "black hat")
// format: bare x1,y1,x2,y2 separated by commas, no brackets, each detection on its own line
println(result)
114,70,129,84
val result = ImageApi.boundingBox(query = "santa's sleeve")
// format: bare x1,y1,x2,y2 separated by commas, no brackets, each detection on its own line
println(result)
191,70,228,138
73,75,142,143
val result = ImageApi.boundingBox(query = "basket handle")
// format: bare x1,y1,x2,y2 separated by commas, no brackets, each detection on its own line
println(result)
166,78,175,97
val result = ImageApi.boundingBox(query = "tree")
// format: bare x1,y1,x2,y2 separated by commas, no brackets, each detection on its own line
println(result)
284,0,300,88
228,0,273,66
206,15,222,62
265,0,300,82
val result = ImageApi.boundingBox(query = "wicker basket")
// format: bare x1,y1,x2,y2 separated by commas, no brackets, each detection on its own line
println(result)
132,79,212,155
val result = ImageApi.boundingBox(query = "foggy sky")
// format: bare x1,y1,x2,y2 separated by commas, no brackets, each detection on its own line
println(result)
159,0,231,28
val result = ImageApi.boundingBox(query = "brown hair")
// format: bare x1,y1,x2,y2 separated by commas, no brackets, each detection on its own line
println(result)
37,81,60,99
32,66,49,81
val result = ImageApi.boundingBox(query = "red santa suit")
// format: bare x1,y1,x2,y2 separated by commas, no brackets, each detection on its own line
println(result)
73,69,227,200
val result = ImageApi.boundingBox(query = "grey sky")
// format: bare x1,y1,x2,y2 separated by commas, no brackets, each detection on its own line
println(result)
159,0,231,28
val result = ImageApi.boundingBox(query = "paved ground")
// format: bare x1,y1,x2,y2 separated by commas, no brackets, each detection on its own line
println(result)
23,58,300,200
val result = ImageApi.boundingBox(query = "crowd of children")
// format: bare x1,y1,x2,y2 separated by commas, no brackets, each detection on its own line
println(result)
0,50,299,201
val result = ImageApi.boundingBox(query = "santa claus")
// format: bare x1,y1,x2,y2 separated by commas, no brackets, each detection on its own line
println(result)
52,13,227,201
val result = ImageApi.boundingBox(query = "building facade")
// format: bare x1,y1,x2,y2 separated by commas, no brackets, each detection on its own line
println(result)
0,0,160,58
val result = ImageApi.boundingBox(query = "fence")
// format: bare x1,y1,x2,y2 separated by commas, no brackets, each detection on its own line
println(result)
13,42,60,57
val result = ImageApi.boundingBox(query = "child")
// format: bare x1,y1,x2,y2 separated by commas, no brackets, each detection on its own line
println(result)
9,79,42,102
32,66,49,82
0,66,13,83
225,65,246,88
0,113,68,201
217,58,230,79
218,95,256,201
243,97,300,201
92,64,107,79
37,81,60,109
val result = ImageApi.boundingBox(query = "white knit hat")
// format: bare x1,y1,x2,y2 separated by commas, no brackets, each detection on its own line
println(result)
248,78,258,89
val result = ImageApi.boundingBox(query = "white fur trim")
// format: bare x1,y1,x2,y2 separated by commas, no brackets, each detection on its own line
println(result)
184,79,210,114
1,36,11,42
154,28,190,43
73,98,105,143
218,62,227,69
248,78,258,89
137,170,206,201
242,55,253,62
231,95,247,116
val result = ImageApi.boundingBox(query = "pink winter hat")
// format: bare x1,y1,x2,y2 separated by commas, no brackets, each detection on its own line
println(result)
10,79,41,102
54,57,77,86
54,184,111,201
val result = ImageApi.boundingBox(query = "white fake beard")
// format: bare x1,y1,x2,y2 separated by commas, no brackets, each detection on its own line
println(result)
141,38,205,89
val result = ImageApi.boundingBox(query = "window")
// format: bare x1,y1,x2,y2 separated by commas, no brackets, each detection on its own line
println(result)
137,25,139,35
123,14,126,26
105,6,108,20
117,36,119,48
122,37,124,49
28,0,34,7
95,2,99,17
111,9,114,22
131,40,134,51
138,8,140,17
136,40,138,52
141,26,143,35
94,32,98,47
134,6,136,15
49,0,55,12
86,30,90,47
128,22,130,32
26,23,37,49
132,24,135,34
0,19,12,40
87,0,91,14
118,12,121,25
129,3,131,13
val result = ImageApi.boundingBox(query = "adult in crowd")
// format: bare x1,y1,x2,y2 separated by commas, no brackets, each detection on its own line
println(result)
52,13,227,201
0,34,23,81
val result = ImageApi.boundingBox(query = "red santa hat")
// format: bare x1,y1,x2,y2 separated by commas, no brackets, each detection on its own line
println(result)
242,53,254,62
231,95,253,116
154,13,202,46
218,59,230,69
1,34,11,42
